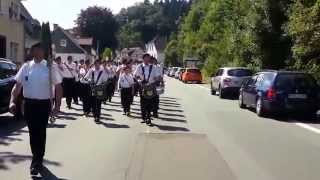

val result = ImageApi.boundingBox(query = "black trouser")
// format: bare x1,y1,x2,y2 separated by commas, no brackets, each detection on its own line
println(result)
24,98,51,167
73,81,80,103
80,83,92,114
91,96,102,119
153,95,159,114
62,78,75,107
120,87,133,113
141,97,155,121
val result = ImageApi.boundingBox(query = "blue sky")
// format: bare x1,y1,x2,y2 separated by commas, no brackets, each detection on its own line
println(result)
22,0,145,28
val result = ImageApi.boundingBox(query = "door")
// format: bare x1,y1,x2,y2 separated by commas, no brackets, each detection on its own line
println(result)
0,35,6,58
242,75,258,107
213,69,223,90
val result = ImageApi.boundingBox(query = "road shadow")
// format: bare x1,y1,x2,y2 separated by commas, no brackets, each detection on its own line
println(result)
158,112,185,118
101,107,122,113
0,152,61,171
100,116,115,121
159,108,184,113
99,121,130,129
152,123,190,132
157,117,187,123
47,123,67,129
0,116,27,146
58,112,82,117
55,115,77,121
32,166,68,180
246,108,320,124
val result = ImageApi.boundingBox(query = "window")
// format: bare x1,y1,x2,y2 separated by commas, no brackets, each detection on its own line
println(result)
10,42,18,61
0,0,2,13
60,39,67,47
0,62,12,80
227,69,253,77
275,73,317,90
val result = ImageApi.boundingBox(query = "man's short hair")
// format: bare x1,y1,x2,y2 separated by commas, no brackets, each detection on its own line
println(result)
67,56,73,60
31,43,44,52
142,53,150,59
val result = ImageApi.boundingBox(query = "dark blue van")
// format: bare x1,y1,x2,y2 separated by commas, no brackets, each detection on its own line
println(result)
239,70,320,117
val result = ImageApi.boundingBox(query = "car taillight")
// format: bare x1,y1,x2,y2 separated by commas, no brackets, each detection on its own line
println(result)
223,78,232,83
267,88,276,100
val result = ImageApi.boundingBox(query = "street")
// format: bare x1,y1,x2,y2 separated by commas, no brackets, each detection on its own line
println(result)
1,77,320,180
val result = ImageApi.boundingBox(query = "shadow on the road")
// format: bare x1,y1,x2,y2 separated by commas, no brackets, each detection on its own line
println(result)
152,123,190,132
99,121,130,129
47,123,67,129
159,108,184,113
157,117,187,123
101,107,122,113
159,104,181,108
32,166,68,180
0,115,27,146
100,116,115,121
159,102,181,106
158,112,185,118
56,115,77,121
0,152,61,171
59,112,82,117
161,96,180,100
245,108,320,124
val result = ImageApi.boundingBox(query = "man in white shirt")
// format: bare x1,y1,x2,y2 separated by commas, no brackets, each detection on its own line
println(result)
84,60,110,122
151,57,164,118
9,43,63,176
118,66,135,115
61,56,77,109
134,53,160,125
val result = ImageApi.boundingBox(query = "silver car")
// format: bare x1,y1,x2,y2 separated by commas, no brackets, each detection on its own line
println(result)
211,67,253,98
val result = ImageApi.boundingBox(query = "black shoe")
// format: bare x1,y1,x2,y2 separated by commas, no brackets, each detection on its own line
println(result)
30,167,39,176
141,120,146,123
67,106,71,109
153,113,159,118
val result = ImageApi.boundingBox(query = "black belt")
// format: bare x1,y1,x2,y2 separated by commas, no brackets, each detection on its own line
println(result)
24,98,51,103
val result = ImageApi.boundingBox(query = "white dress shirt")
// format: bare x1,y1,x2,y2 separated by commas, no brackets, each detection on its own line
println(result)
84,68,110,86
134,63,159,84
61,62,76,78
118,73,134,89
15,60,62,100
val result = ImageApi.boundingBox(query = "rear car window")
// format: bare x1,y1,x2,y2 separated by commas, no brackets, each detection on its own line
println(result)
227,69,253,77
261,73,276,89
0,62,14,80
275,73,317,90
187,69,201,73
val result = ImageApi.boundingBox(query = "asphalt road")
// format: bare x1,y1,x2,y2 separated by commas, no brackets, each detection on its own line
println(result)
1,77,320,180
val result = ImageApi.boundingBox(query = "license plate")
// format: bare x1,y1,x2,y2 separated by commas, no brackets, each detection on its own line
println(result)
288,94,307,99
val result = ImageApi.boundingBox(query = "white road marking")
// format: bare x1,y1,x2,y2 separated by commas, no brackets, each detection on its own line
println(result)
194,82,320,135
196,85,210,91
295,123,320,135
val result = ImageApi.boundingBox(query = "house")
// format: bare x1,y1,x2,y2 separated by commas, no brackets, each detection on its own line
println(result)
145,36,167,65
119,47,144,63
0,0,24,62
52,24,95,62
19,1,41,55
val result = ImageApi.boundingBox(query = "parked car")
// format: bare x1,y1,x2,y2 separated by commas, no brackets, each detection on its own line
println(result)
0,59,23,120
175,68,185,79
211,67,253,98
239,70,320,117
182,68,202,84
169,67,179,77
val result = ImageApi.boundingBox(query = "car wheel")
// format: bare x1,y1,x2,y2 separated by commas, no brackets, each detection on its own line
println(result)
256,97,266,117
219,86,226,99
239,93,245,109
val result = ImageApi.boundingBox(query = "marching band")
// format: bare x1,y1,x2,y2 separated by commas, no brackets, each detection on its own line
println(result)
51,53,164,126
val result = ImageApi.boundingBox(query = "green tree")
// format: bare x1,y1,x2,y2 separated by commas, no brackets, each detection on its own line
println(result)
102,48,113,60
76,6,119,52
288,0,320,80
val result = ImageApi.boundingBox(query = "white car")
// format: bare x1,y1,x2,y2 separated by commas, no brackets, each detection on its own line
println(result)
211,67,253,98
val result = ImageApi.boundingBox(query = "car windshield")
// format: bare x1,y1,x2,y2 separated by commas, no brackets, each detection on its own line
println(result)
275,73,317,90
187,69,200,73
227,69,253,77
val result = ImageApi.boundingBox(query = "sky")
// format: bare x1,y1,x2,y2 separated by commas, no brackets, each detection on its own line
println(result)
22,0,146,29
